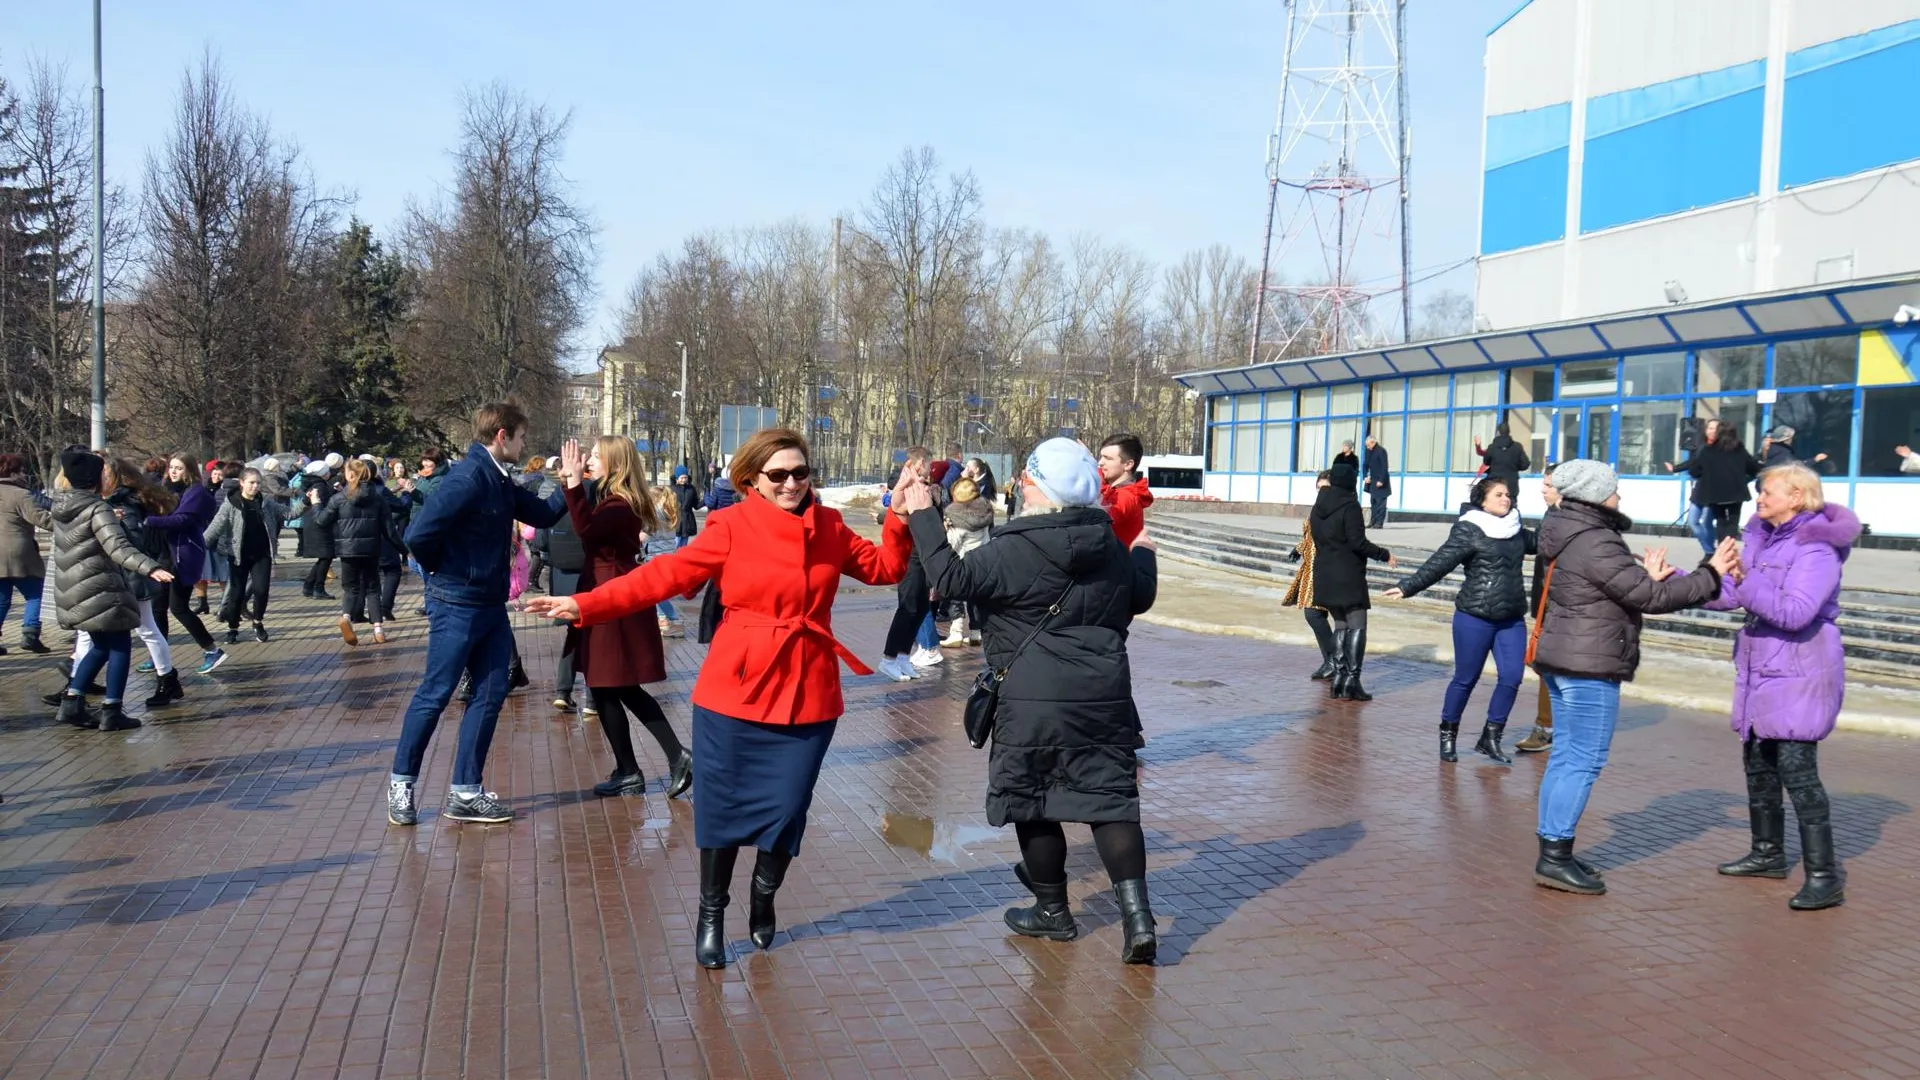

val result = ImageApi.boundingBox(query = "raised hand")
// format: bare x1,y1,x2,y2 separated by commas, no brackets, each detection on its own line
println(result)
891,464,922,517
1708,538,1741,578
558,439,585,488
1642,547,1676,582
523,595,580,622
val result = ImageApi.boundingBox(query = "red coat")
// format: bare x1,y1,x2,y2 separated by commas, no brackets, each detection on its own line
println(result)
572,489,914,725
565,486,666,687
1101,477,1154,547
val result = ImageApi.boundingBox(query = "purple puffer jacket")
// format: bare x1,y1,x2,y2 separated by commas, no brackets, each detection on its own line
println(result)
1706,502,1860,742
145,482,216,583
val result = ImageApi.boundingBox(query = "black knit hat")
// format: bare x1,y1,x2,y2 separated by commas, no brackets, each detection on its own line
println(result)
59,449,104,492
1328,462,1359,492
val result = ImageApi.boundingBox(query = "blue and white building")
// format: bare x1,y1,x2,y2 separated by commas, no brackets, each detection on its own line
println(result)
1180,1,1920,534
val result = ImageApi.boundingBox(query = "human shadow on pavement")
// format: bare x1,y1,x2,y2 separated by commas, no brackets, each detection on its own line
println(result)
1137,710,1312,767
779,822,1365,967
1581,788,1912,871
0,853,374,942
0,857,136,887
825,734,942,766
0,739,389,839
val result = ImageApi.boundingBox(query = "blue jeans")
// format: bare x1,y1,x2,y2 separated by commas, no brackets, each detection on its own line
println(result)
1443,612,1525,727
392,601,514,787
71,628,133,703
1536,674,1622,841
0,576,44,632
1688,504,1715,556
916,610,938,651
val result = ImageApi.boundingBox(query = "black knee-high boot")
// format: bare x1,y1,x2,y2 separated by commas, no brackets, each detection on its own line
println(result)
748,849,793,950
1303,609,1336,680
696,847,739,969
1720,739,1788,878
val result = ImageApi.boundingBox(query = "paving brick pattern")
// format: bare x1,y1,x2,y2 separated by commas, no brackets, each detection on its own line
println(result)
2,574,1919,1079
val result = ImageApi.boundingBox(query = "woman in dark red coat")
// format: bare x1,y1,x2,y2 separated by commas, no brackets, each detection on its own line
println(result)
531,429,914,971
561,437,690,799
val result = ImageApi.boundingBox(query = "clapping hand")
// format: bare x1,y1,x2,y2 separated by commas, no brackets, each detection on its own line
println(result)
523,595,580,622
1641,546,1676,582
893,464,932,515
1708,537,1742,579
558,439,585,488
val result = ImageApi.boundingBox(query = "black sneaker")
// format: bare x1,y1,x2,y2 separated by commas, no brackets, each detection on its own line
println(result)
387,780,417,826
225,628,241,645
444,790,513,823
552,695,577,713
593,770,646,797
253,623,270,643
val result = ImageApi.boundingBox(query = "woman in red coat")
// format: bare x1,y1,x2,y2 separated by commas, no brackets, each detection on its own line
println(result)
561,436,692,799
529,429,915,970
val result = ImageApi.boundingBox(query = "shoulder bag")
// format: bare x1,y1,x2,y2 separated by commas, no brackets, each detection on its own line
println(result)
1525,560,1556,667
963,580,1075,749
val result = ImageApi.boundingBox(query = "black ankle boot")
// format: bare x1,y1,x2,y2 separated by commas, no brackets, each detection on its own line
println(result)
1004,876,1077,941
1473,723,1512,764
145,670,185,709
667,751,694,799
696,847,739,969
1439,722,1459,762
1113,879,1157,965
55,693,96,729
749,850,793,950
1337,628,1372,701
1305,610,1336,680
96,702,140,732
1718,799,1788,878
509,660,530,691
456,673,475,703
19,627,49,654
1788,821,1844,910
1534,836,1605,895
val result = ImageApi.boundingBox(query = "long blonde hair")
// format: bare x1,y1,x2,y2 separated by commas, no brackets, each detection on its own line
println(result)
343,457,373,497
652,486,679,529
593,436,661,532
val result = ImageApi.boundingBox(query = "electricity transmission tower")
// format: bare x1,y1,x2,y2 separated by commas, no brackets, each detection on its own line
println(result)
1250,0,1411,363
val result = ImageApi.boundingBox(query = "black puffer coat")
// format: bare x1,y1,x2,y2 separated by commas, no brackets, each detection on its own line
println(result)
1688,441,1761,506
1394,511,1536,622
298,475,337,558
909,506,1157,827
311,485,394,560
1305,467,1390,611
51,490,163,633
1480,435,1531,489
1532,499,1721,682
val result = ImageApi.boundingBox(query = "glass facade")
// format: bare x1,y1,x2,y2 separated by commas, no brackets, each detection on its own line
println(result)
1202,328,1920,489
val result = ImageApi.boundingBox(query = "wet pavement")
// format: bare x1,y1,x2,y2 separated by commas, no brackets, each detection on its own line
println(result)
2,578,1919,1079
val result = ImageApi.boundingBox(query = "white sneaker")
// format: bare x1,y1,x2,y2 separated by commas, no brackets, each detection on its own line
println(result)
877,657,914,682
910,647,944,668
940,632,967,648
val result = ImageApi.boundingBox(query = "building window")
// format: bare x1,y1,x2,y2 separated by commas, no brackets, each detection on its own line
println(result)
1623,352,1686,398
1208,425,1231,471
1262,423,1294,472
1456,371,1499,409
1560,359,1618,398
1233,424,1260,472
1265,391,1296,420
1619,400,1685,475
1371,379,1406,413
1773,333,1855,389
1451,409,1499,472
1407,413,1448,472
1299,388,1329,418
1861,385,1920,477
1505,407,1548,467
1697,345,1764,393
1210,396,1233,423
1330,384,1365,417
1369,416,1404,472
1696,394,1763,452
1771,389,1854,473
1330,419,1364,463
1235,394,1262,422
1408,374,1448,411
1296,420,1329,472
1507,365,1555,408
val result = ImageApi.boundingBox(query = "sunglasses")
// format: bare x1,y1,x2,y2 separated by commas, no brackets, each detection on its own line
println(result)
761,466,812,485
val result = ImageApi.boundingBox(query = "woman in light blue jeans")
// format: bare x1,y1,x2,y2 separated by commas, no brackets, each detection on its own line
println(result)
1527,460,1736,895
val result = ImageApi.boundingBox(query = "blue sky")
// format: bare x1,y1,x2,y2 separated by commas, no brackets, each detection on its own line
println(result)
12,0,1514,367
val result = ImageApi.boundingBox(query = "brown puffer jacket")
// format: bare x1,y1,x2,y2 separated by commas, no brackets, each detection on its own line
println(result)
51,489,162,633
0,477,51,580
1531,499,1720,682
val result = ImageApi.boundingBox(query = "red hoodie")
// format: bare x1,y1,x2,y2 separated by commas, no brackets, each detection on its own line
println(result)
1101,476,1154,546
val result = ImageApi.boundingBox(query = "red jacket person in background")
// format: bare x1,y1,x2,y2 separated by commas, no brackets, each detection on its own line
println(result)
1097,433,1154,547
529,429,916,971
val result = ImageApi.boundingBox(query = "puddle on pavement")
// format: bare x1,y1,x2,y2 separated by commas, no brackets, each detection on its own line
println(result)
639,819,673,830
880,813,1003,864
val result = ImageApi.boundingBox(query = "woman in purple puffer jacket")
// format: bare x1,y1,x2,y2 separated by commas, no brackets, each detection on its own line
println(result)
1706,462,1857,911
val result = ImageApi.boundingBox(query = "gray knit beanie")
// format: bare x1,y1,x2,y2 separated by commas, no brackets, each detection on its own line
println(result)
1553,459,1618,505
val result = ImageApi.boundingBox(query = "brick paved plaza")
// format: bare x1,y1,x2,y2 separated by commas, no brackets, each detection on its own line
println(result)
2,577,1918,1079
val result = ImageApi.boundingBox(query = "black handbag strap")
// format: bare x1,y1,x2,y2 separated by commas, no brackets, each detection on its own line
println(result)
993,580,1075,681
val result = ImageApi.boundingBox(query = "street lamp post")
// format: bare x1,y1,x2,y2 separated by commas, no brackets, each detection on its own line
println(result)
89,0,106,450
674,340,689,466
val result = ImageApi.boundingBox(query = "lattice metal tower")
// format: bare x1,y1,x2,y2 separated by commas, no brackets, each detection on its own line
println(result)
1251,0,1411,362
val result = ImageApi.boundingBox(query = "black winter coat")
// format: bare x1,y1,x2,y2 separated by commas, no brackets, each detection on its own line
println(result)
1480,435,1531,487
1306,487,1390,611
1532,499,1721,682
909,506,1157,827
312,486,394,561
1394,511,1536,622
672,481,703,538
298,476,337,558
1686,441,1761,506
373,480,409,569
1363,444,1391,495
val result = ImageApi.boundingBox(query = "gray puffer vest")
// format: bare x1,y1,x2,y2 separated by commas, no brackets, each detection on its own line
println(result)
51,489,162,633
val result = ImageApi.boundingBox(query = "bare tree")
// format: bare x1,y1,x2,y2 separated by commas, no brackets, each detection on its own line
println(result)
404,82,597,434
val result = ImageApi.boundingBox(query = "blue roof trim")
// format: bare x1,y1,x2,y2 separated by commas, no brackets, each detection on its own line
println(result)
1489,0,1538,36
1787,19,1920,77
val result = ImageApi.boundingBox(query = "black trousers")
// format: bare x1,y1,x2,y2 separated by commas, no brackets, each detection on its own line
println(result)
1710,504,1743,543
339,556,380,621
883,558,931,657
222,556,272,626
154,576,216,650
303,556,333,593
379,566,402,619
1368,489,1388,528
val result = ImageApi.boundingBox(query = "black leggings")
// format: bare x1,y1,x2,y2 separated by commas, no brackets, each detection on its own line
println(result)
1743,736,1830,829
222,556,271,627
154,577,215,650
883,559,931,657
379,566,402,619
589,686,686,775
1328,607,1369,633
1710,504,1743,543
304,557,333,593
1015,821,1148,885
339,556,381,621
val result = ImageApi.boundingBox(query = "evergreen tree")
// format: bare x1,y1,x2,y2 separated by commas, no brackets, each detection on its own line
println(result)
293,219,424,454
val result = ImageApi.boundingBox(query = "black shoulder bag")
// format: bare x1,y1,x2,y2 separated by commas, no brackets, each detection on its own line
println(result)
963,581,1075,749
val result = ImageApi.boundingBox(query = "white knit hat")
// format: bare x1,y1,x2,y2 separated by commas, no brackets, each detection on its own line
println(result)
324,452,344,469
